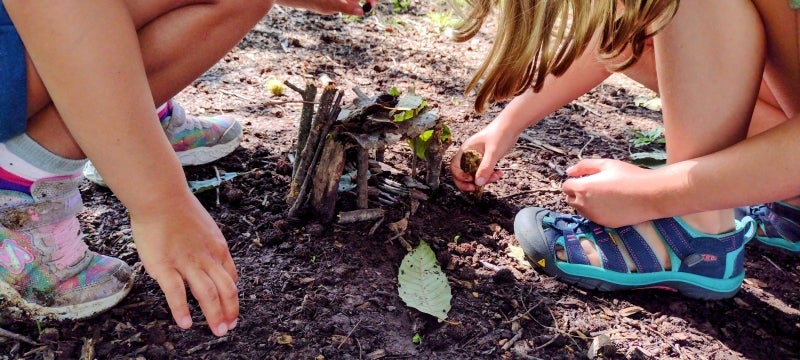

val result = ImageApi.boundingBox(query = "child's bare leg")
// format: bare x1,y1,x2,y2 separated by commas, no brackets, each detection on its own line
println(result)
24,0,274,156
647,0,763,233
3,0,267,336
555,1,764,269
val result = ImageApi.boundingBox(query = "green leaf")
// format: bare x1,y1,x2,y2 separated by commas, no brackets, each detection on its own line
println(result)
188,172,240,193
441,124,452,142
630,150,667,169
397,240,452,320
388,87,401,97
395,94,424,111
630,127,665,147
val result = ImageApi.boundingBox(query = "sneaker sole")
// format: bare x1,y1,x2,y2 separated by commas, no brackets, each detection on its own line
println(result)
175,129,243,166
0,274,134,321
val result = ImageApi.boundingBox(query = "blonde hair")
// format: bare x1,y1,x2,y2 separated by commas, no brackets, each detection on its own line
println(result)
455,0,679,112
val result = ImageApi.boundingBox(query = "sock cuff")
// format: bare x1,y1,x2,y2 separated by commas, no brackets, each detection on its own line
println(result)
5,134,86,175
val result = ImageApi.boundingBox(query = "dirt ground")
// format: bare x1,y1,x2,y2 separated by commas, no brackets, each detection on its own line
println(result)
2,3,799,360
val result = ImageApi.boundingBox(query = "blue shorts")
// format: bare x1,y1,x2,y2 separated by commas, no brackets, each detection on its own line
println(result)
0,2,27,142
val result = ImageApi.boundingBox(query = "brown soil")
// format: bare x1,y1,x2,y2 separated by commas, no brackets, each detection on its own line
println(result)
2,4,799,360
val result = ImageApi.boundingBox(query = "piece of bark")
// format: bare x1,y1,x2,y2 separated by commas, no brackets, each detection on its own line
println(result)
356,147,370,209
309,138,345,222
291,82,317,179
425,124,443,191
288,85,339,204
338,208,384,224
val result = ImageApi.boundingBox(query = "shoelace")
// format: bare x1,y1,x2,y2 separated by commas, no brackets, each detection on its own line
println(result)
42,218,88,270
548,212,592,238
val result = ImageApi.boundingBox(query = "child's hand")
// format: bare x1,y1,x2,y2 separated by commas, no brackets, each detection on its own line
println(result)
276,0,377,16
130,193,239,337
449,124,514,192
562,158,661,227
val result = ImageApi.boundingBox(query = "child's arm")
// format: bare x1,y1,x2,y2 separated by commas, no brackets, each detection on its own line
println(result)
563,0,767,228
6,0,238,336
451,46,612,192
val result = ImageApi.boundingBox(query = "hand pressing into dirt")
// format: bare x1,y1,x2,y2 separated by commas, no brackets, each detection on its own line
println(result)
131,193,239,337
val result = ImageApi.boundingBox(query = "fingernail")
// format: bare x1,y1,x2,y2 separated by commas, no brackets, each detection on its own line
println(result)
475,177,486,186
229,319,238,330
352,7,364,15
177,316,192,329
216,324,229,337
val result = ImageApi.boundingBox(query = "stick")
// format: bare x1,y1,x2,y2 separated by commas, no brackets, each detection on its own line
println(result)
357,147,370,209
338,208,385,224
494,188,561,200
338,319,362,349
288,85,338,204
288,86,343,218
425,124,443,191
0,326,37,345
501,330,524,351
186,337,229,355
577,136,595,160
289,81,318,179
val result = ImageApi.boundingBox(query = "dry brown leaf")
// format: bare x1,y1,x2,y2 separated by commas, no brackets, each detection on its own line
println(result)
618,306,644,317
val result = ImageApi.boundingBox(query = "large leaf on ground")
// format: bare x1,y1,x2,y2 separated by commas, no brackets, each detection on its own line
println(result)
397,240,452,320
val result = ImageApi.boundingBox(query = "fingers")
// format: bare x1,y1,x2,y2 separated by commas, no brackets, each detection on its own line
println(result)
340,0,366,15
565,158,606,177
449,150,476,192
152,253,239,337
155,271,193,330
474,147,501,186
185,265,239,337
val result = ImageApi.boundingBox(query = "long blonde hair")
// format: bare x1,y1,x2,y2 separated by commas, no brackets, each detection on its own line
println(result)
455,0,679,112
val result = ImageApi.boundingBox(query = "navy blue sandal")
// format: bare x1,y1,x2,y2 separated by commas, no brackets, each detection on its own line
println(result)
514,207,756,300
736,202,800,253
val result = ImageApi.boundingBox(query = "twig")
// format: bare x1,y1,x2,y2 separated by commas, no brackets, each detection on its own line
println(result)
213,166,222,207
0,326,38,345
368,217,384,236
495,188,561,200
290,81,318,179
532,334,560,351
504,298,545,324
338,208,384,224
480,261,503,272
218,89,256,102
518,133,566,154
284,81,305,94
263,100,318,106
642,324,684,359
572,102,602,116
501,330,523,351
577,136,595,160
186,336,229,355
357,147,370,209
762,255,783,271
80,337,95,360
338,319,362,349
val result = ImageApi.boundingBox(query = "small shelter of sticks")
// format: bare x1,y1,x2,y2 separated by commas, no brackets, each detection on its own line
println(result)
285,82,448,223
